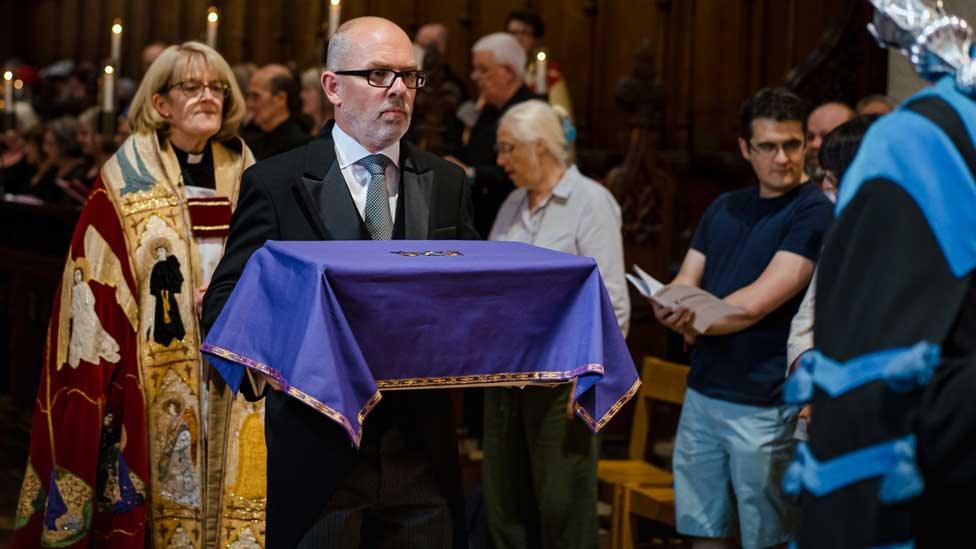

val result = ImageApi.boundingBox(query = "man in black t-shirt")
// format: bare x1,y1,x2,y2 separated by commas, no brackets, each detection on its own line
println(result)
650,88,832,549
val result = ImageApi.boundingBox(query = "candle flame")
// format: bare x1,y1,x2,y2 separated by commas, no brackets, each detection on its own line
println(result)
208,7,219,22
2,71,12,81
104,65,115,75
112,20,123,34
536,51,547,62
330,0,340,6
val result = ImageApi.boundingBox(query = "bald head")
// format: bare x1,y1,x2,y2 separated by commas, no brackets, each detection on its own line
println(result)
247,64,298,131
416,23,448,55
806,102,855,172
327,17,414,71
322,17,418,152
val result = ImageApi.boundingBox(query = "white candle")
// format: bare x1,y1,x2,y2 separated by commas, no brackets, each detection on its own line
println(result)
103,65,115,113
535,51,548,95
328,0,341,39
3,71,12,111
207,7,219,49
111,19,123,63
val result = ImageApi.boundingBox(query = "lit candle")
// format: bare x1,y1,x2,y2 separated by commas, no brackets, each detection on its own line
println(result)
111,19,123,63
103,65,115,113
206,7,219,49
3,70,12,112
535,51,548,95
328,0,341,39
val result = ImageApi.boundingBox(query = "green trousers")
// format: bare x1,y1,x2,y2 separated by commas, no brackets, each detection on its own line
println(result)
482,385,599,549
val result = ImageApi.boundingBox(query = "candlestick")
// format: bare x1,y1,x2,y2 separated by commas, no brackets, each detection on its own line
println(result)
111,19,123,63
328,0,341,39
535,51,548,95
103,65,115,113
3,71,12,112
207,7,219,49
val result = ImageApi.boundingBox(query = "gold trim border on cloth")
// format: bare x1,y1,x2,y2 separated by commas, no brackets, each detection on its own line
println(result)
201,344,640,444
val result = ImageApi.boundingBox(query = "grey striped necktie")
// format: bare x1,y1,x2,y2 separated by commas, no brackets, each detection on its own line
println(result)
358,154,394,240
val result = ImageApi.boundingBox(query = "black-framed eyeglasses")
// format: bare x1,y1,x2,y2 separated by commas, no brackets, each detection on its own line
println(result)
334,69,427,89
168,80,230,99
748,138,804,158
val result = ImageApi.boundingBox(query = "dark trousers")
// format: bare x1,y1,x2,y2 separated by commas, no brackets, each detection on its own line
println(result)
265,388,461,549
297,427,453,549
482,385,599,549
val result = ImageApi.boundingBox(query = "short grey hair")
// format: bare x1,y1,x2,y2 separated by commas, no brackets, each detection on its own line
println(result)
472,32,526,78
499,100,568,166
326,23,356,70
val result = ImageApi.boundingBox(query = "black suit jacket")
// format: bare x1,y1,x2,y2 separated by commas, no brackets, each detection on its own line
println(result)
203,126,478,549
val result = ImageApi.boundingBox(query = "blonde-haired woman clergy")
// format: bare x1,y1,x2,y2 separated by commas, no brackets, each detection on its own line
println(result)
13,41,266,549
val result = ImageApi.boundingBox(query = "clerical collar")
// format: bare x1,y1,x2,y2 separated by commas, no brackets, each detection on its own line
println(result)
187,152,204,165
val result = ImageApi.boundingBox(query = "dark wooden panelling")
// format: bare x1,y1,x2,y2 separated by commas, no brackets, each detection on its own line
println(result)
1,0,879,151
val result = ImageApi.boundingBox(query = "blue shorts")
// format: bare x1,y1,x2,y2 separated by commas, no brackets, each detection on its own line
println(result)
673,388,800,549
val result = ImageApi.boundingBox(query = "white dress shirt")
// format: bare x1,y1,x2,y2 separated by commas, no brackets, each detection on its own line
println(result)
331,123,400,220
245,125,402,396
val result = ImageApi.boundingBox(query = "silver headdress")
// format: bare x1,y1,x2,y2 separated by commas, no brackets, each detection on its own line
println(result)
869,0,976,94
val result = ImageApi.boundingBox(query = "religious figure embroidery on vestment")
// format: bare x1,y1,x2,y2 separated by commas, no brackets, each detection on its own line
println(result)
148,240,186,346
40,466,94,547
97,414,147,513
14,463,45,529
157,400,200,508
56,226,138,371
67,265,121,369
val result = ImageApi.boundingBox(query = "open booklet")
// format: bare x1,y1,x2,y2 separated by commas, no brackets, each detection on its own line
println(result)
625,265,745,333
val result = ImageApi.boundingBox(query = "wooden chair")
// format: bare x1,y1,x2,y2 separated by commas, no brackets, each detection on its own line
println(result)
598,356,688,548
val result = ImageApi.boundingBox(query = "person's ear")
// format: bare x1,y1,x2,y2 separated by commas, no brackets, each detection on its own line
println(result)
152,93,171,119
738,137,751,161
322,72,341,108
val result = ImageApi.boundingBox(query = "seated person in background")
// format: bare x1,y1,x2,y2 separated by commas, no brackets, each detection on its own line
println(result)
30,115,90,205
651,87,833,549
300,66,333,136
485,99,629,549
76,106,117,188
0,101,40,195
243,64,310,160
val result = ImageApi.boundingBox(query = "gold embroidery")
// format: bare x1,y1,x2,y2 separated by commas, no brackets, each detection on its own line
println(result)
93,527,142,538
201,344,631,445
95,132,257,548
226,525,263,548
575,377,642,431
188,200,231,207
40,467,94,547
375,366,605,389
191,224,230,231
161,289,172,323
14,463,43,529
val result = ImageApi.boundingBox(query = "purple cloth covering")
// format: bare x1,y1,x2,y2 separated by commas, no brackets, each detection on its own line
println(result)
202,240,639,446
